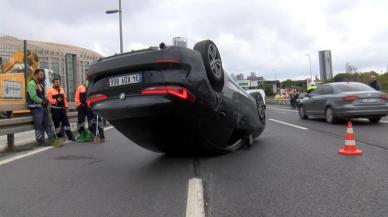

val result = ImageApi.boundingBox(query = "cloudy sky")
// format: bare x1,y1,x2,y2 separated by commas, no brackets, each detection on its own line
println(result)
1,0,388,80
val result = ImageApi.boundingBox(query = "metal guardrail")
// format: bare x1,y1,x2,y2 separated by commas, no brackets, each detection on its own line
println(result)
0,102,77,150
266,99,290,105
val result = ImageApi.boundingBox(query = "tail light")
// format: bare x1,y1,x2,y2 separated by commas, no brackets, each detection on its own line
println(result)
380,94,388,100
141,86,196,103
87,94,108,108
342,96,359,101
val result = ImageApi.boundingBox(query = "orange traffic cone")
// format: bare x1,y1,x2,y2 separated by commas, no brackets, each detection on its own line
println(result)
338,121,362,155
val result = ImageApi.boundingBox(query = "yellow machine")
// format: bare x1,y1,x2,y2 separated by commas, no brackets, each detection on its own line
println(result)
0,51,39,109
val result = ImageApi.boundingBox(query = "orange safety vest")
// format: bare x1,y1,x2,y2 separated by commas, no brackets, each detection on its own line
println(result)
47,87,68,109
75,84,87,107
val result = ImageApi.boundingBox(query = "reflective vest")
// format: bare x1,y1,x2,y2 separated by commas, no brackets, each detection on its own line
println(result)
26,79,44,108
307,85,317,93
47,87,68,109
75,84,87,107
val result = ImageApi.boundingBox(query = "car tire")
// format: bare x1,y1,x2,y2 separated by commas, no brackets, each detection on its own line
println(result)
325,107,337,124
193,40,224,92
255,93,266,122
369,117,381,124
298,105,308,119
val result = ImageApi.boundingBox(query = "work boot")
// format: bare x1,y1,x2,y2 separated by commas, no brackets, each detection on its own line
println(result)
47,135,56,146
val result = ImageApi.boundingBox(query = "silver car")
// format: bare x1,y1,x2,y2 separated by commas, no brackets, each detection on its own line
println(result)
298,82,388,124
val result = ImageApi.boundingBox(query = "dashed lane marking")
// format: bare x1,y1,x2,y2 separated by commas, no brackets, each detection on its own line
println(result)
186,178,205,217
269,118,309,130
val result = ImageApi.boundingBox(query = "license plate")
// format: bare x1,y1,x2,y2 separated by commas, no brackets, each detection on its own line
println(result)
361,98,378,103
109,73,143,87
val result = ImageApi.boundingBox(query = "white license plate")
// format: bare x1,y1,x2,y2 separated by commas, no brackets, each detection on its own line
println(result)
109,73,143,87
361,98,378,103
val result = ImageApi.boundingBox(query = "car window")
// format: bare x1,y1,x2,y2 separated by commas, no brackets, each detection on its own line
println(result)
335,83,375,92
320,86,334,95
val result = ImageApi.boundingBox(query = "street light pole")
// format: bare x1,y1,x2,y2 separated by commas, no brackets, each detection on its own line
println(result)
118,0,123,53
305,54,312,80
106,0,123,53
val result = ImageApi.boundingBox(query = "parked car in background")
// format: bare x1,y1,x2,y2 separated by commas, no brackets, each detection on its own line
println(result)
298,82,388,124
86,40,266,154
246,89,266,106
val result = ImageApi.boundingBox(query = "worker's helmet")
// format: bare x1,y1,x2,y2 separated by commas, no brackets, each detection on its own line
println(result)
310,81,316,86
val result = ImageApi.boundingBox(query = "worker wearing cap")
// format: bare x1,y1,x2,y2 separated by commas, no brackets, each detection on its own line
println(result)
47,77,75,141
26,69,55,146
75,82,104,142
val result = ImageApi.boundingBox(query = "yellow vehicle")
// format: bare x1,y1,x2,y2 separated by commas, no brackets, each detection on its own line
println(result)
0,51,39,112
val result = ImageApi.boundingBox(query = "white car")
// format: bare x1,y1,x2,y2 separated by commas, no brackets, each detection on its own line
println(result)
246,89,266,106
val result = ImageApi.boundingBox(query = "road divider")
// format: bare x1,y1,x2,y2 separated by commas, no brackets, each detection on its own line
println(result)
186,178,205,217
267,106,298,113
269,118,308,130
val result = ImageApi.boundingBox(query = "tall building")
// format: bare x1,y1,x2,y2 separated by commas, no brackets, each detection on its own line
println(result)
0,35,102,101
318,50,333,81
235,73,244,81
172,37,187,48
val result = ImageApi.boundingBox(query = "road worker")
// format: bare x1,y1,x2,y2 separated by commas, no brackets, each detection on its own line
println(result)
75,82,105,142
26,69,55,146
47,77,75,141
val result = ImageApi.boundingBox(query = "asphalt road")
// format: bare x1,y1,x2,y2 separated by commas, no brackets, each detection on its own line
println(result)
1,106,388,217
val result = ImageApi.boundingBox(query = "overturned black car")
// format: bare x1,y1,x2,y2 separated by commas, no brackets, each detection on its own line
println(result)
86,40,266,154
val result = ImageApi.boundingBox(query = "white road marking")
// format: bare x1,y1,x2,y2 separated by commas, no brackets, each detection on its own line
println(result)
269,118,309,130
0,147,54,166
267,107,298,113
380,120,388,124
0,126,115,167
105,126,114,130
186,178,205,217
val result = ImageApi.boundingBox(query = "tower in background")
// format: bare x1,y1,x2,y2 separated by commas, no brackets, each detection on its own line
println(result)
318,50,333,81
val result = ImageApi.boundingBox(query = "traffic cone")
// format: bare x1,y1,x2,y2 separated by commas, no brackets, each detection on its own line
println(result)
338,121,362,155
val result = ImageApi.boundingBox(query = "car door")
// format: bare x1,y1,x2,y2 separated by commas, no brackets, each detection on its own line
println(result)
303,86,322,115
313,85,334,116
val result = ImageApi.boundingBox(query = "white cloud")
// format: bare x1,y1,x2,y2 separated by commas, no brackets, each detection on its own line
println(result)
1,0,388,80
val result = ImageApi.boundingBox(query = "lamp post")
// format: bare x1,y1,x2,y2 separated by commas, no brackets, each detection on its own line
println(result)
305,53,312,80
106,0,123,53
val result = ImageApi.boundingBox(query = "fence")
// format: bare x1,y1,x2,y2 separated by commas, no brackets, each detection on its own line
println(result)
266,99,290,106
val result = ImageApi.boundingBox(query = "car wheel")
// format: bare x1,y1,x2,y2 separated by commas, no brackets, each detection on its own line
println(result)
325,107,337,124
193,40,224,92
369,117,381,124
256,93,266,122
298,105,308,119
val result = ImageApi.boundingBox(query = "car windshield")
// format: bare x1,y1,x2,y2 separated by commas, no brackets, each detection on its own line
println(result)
335,83,375,92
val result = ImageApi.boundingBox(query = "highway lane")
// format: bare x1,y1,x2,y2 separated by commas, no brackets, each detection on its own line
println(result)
0,107,387,217
268,105,388,150
200,107,388,217
0,129,193,217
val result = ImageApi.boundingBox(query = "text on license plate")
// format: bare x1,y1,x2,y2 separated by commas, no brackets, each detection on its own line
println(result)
361,98,378,103
109,73,143,87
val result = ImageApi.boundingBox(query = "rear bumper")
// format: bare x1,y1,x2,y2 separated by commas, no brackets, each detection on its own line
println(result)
335,105,388,118
91,95,214,152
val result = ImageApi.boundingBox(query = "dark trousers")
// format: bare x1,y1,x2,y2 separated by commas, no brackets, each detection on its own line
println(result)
77,106,104,139
51,108,74,140
31,107,54,145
